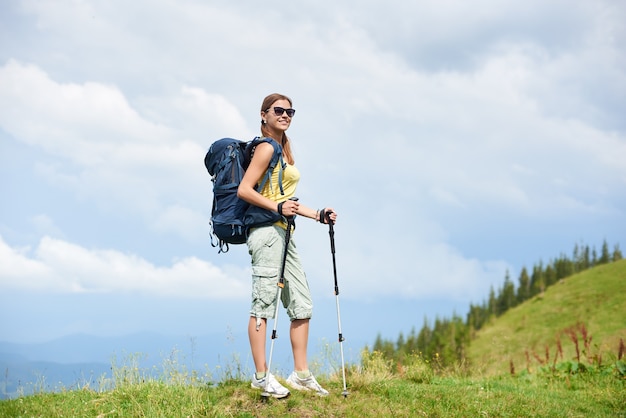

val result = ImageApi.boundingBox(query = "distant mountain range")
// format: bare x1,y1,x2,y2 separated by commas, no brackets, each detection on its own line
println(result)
0,332,253,399
1,320,366,399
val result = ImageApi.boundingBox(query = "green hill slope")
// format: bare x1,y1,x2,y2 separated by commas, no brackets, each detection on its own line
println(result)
468,259,626,376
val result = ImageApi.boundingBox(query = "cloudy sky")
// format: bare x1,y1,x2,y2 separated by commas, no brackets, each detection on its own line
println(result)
1,0,624,360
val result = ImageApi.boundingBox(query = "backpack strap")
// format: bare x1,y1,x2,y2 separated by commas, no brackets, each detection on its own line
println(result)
247,137,286,196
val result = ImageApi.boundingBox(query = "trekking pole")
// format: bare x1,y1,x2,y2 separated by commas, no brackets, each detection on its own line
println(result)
262,198,297,400
326,211,349,398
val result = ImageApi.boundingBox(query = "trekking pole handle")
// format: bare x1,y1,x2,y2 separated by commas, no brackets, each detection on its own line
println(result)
278,197,299,219
325,211,336,253
288,197,298,221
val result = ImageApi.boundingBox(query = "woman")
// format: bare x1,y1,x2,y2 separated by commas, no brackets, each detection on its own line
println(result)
237,93,337,398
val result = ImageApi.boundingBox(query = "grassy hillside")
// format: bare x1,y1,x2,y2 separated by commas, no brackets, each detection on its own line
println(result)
0,357,624,417
1,262,625,416
468,259,626,376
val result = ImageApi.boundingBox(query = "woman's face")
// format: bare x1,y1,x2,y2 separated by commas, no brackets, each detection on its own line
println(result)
263,99,294,133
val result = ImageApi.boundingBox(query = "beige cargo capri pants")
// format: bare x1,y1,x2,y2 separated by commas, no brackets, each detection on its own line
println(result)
247,224,313,323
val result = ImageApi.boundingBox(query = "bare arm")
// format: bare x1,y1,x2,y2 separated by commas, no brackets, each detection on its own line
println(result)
237,142,279,212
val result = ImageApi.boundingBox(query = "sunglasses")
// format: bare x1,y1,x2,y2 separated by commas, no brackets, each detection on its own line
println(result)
267,106,296,117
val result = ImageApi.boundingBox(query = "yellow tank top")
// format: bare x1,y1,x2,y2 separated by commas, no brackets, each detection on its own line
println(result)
258,162,300,229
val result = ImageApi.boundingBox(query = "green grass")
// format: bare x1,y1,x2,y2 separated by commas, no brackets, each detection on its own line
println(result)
468,259,626,376
2,260,625,417
0,358,623,417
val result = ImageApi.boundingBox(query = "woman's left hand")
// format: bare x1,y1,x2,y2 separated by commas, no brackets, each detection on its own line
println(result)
320,207,337,224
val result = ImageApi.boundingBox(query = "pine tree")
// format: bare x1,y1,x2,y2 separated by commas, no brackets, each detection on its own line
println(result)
466,303,485,333
416,317,432,355
599,240,611,264
544,264,557,287
579,245,591,271
612,244,623,261
404,327,418,354
530,263,545,295
396,332,406,358
554,254,574,280
517,266,530,303
488,286,497,318
497,272,516,314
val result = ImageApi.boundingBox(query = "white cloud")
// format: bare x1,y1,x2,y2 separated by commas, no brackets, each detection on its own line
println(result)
0,227,507,305
0,234,249,299
0,60,169,156
0,60,220,239
0,239,50,279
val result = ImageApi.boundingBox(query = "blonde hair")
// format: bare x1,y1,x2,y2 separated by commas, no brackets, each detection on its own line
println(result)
260,93,295,165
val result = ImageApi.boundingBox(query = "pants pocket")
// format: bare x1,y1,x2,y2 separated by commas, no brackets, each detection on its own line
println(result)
251,266,279,308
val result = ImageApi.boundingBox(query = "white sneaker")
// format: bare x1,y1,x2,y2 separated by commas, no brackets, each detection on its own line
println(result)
251,373,290,399
286,371,329,396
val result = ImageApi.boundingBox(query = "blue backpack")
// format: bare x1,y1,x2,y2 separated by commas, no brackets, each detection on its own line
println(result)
204,137,285,253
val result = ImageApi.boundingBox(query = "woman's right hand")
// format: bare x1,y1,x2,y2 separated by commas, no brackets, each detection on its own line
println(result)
278,199,300,217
